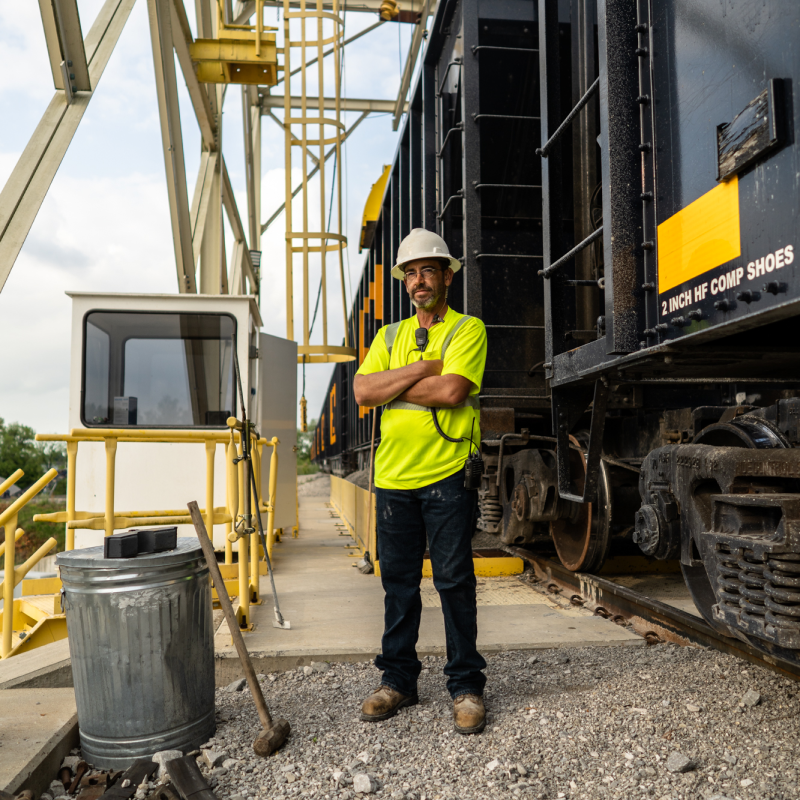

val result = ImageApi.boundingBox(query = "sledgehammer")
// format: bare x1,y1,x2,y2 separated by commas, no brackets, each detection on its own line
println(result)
188,501,291,757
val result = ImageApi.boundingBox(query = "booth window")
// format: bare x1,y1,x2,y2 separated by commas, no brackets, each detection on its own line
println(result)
82,311,237,427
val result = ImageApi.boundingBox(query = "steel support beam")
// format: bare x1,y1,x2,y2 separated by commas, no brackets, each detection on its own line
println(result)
260,94,403,114
599,0,643,354
242,85,261,252
195,0,220,118
392,0,433,131
198,156,225,293
190,150,218,266
0,0,135,293
221,159,257,294
229,238,247,295
171,0,217,150
147,0,196,293
39,0,91,94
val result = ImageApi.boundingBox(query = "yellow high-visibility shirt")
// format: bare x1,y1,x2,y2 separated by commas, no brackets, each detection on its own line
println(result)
356,308,487,490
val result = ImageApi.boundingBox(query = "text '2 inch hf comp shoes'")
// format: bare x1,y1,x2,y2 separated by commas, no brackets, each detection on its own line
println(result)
453,694,486,734
361,685,419,722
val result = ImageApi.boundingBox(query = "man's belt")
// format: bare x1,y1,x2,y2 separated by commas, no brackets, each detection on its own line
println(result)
385,396,480,412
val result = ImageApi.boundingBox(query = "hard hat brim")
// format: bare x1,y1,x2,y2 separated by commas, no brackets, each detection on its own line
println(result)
390,254,462,280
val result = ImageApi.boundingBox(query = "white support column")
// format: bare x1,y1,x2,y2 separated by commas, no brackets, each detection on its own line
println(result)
221,158,257,294
229,238,246,295
242,85,261,253
190,150,218,266
147,0,197,293
199,158,225,294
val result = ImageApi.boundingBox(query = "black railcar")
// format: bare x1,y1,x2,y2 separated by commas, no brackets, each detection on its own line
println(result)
313,0,800,666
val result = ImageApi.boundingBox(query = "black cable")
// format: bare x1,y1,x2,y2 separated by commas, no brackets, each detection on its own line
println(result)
231,333,247,431
431,408,479,457
431,407,463,442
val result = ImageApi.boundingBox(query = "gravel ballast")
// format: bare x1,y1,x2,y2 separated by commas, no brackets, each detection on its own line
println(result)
195,644,800,800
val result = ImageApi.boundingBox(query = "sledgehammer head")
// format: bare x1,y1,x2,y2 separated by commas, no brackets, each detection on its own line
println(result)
253,718,291,757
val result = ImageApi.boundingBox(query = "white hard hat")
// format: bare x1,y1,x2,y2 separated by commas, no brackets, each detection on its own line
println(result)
390,228,462,280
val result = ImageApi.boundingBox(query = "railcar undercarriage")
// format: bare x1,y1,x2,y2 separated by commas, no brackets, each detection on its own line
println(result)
313,0,800,668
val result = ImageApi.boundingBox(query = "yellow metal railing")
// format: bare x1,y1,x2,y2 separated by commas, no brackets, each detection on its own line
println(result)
1,468,58,658
34,422,280,630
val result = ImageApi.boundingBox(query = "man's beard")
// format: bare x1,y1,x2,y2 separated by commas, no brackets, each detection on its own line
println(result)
411,286,442,310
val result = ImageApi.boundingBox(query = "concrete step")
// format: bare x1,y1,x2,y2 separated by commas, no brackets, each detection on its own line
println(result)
0,688,77,796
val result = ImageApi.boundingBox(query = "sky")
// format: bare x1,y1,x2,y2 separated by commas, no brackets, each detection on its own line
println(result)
0,0,418,434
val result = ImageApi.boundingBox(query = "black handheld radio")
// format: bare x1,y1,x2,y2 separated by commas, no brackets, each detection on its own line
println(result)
415,326,484,490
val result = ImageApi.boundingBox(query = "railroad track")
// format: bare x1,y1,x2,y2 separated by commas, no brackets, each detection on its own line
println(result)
507,547,800,683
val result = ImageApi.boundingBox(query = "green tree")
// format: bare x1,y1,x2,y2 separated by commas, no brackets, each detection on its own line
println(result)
297,418,318,475
36,440,67,471
0,418,47,488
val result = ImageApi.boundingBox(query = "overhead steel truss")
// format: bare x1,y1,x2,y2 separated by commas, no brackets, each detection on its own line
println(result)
0,0,436,348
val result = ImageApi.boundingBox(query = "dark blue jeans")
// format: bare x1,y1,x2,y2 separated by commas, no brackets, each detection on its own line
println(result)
374,470,486,699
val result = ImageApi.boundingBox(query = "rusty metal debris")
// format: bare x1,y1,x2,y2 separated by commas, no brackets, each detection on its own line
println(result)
68,762,89,794
59,767,73,789
569,594,585,606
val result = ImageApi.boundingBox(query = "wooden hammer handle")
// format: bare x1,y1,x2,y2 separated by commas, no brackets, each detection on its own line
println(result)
188,501,273,730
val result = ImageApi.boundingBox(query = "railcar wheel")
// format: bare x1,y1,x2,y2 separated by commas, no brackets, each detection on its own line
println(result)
692,415,791,449
550,435,612,573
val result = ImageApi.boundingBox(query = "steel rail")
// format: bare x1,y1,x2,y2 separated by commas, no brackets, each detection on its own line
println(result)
508,549,800,682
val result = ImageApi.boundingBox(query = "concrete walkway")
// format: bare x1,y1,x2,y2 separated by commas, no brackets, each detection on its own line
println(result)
0,688,77,795
214,482,642,681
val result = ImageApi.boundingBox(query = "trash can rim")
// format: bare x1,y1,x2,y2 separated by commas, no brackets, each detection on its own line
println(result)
56,537,203,569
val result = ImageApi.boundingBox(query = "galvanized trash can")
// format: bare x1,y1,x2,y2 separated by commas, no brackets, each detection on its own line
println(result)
57,539,215,768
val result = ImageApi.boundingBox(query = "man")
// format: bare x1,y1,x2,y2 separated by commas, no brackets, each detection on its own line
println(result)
353,228,488,734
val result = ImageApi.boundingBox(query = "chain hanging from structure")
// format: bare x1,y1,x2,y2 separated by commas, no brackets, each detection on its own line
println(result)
282,0,356,364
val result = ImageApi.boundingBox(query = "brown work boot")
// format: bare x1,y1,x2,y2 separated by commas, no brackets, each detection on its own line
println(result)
360,685,418,721
453,693,486,734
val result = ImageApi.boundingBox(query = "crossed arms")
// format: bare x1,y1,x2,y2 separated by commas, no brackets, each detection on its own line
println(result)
353,360,474,409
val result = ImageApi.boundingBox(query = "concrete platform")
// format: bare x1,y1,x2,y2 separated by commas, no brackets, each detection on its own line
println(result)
0,638,72,690
0,688,78,796
214,490,642,682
